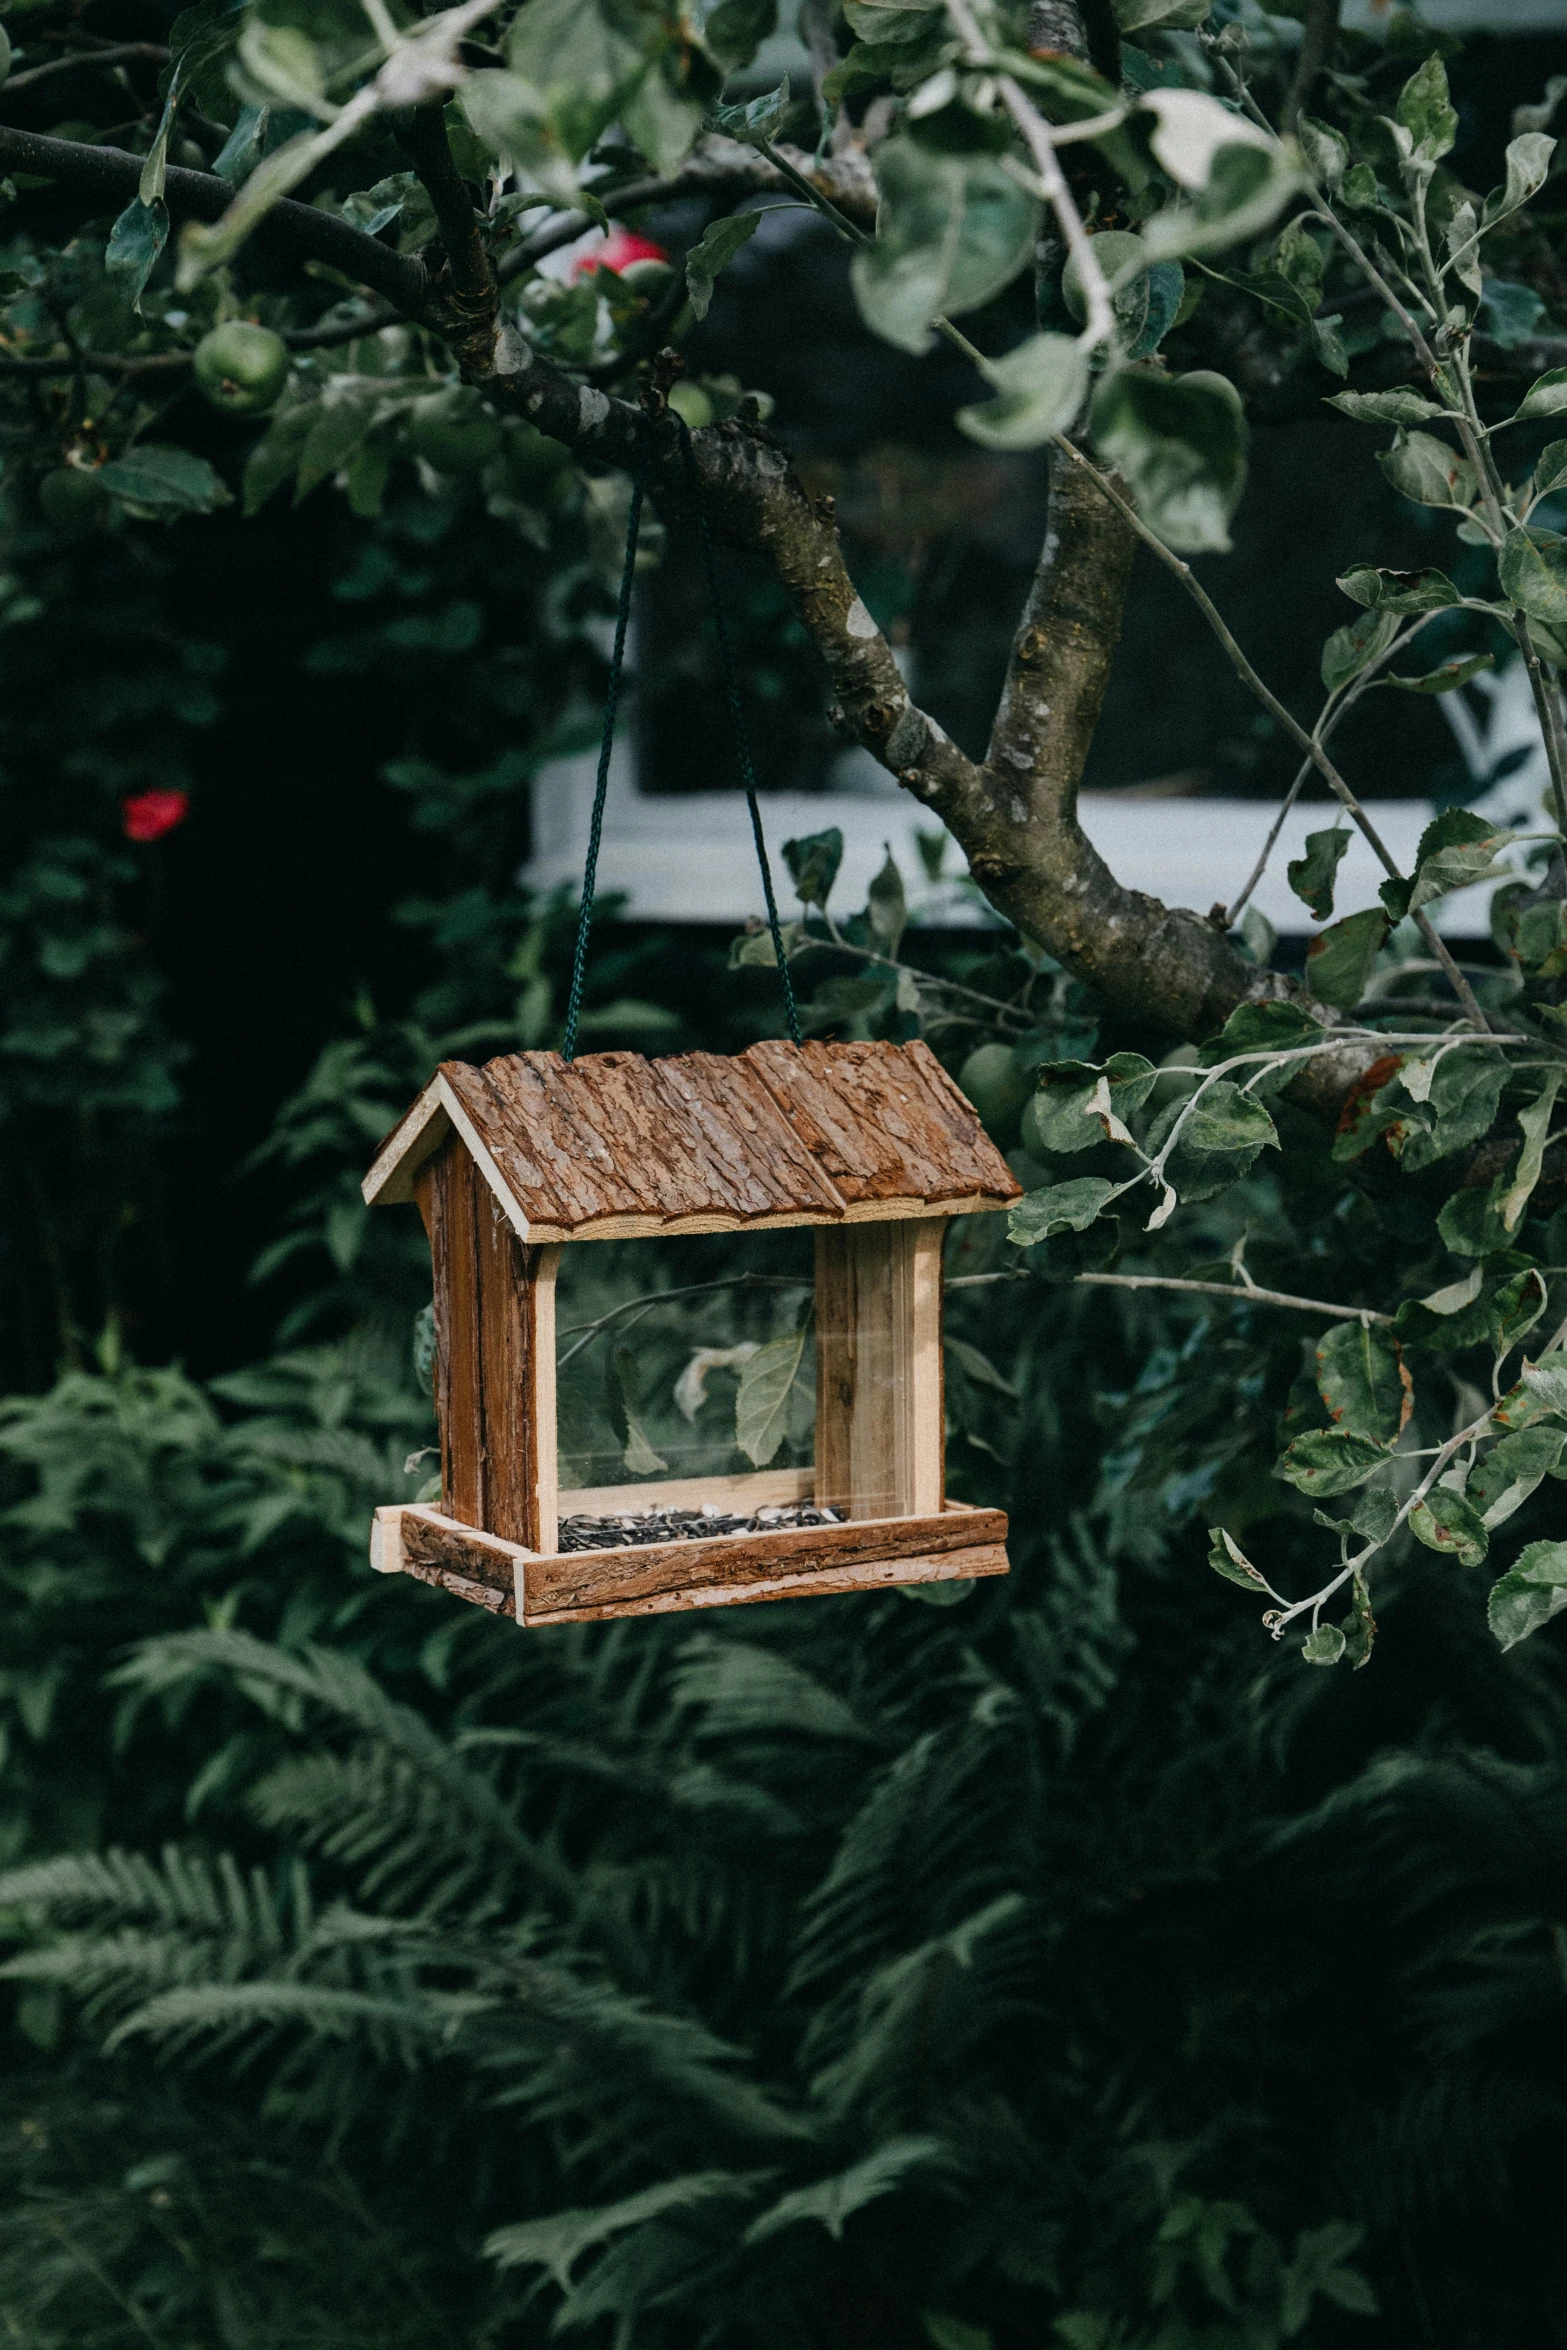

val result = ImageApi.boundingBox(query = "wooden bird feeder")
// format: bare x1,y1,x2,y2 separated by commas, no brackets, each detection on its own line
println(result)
362,1039,1021,1625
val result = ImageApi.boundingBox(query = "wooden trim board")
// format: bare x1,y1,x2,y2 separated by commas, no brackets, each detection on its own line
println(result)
371,1501,1008,1624
815,1218,945,1520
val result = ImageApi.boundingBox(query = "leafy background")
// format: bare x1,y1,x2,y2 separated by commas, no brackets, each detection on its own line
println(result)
2,11,1567,2350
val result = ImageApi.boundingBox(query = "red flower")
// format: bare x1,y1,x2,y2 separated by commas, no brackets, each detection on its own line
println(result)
122,790,189,843
572,228,669,279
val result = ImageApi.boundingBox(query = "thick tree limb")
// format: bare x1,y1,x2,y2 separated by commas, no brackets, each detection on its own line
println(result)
979,450,1259,1035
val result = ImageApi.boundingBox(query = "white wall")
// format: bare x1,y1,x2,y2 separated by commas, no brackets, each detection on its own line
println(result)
521,660,1554,938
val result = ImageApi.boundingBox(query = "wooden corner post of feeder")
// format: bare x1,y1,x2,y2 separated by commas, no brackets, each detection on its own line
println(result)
361,1040,1022,1624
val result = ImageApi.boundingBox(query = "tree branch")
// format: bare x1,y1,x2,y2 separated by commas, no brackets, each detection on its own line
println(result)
393,102,496,373
1,42,170,98
0,126,432,317
974,445,1263,1037
1282,0,1340,131
0,122,1385,1080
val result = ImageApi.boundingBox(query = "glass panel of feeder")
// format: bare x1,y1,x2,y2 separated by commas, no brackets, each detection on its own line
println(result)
554,1228,828,1552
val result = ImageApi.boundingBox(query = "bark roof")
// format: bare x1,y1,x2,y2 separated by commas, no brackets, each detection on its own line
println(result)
363,1040,1020,1240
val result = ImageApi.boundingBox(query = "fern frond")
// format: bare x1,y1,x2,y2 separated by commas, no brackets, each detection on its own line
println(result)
486,2170,760,2286
668,1636,881,1747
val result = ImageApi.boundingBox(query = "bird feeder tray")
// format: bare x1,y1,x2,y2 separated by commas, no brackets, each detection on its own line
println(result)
363,1038,1020,1624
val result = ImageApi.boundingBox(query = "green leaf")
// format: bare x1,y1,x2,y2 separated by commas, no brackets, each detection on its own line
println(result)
1029,1052,1158,1152
945,1337,1017,1398
1378,429,1475,512
97,444,231,515
165,0,245,122
1396,54,1458,163
1139,87,1275,194
1480,277,1546,351
1314,1484,1400,1546
1089,367,1249,555
1321,607,1399,694
1311,314,1348,376
1327,389,1447,426
1494,1358,1567,1431
823,26,956,104
1340,162,1383,211
212,102,266,184
1498,1070,1562,1233
1304,908,1387,1011
1381,807,1515,925
1282,2222,1379,2325
607,1343,668,1477
704,0,777,70
1410,1483,1488,1566
1288,828,1350,921
1159,1078,1278,1201
294,387,380,502
1296,115,1347,190
1063,230,1154,349
1207,1526,1269,1591
958,333,1089,451
1276,1428,1390,1497
1301,1623,1346,1666
729,920,806,969
242,397,315,514
1436,1181,1514,1259
1316,1321,1409,1443
708,78,790,144
921,2314,993,2350
461,72,581,206
783,827,843,910
235,19,323,108
1483,129,1556,226
685,210,761,323
1533,440,1567,500
105,197,169,313
1416,1263,1484,1316
1336,564,1459,614
734,1326,807,1466
1518,367,1567,420
622,60,706,177
1469,1425,1565,1528
1115,0,1212,28
843,0,942,41
1385,652,1494,695
866,848,906,954
1499,528,1567,627
1139,141,1298,266
1400,1043,1510,1172
851,137,1035,354
1210,999,1324,1058
1008,1178,1116,1244
508,0,648,160
1488,1538,1567,1648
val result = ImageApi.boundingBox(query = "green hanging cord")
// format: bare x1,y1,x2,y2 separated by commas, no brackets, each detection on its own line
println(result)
674,414,804,1048
561,419,649,1065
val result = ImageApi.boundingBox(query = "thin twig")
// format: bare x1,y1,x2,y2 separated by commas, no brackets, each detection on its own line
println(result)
947,1267,1392,1321
1220,613,1439,929
943,0,1118,356
556,1273,807,1370
1052,437,1493,1029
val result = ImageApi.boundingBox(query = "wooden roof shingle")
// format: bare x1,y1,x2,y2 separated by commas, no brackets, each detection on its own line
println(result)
363,1040,1020,1241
